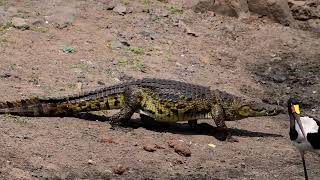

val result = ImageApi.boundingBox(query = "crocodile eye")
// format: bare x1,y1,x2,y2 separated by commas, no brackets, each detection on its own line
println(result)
239,106,251,116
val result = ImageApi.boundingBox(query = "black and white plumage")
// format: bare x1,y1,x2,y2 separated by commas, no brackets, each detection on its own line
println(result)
287,97,320,180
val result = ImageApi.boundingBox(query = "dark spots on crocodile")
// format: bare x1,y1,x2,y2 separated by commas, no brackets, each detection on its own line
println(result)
114,97,120,107
37,103,44,114
176,104,186,109
6,101,14,108
158,109,163,114
114,100,120,107
171,109,179,116
95,102,101,109
165,104,172,109
105,100,110,109
20,100,28,108
147,109,155,115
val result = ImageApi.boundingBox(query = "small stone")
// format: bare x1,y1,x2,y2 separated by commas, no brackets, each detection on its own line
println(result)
88,159,95,165
113,164,128,175
208,144,216,148
154,144,165,149
241,163,246,168
167,140,191,157
175,62,182,66
0,72,12,78
105,1,116,10
113,4,127,15
97,81,105,85
99,137,114,144
271,57,282,62
143,144,156,152
11,17,29,30
174,143,191,157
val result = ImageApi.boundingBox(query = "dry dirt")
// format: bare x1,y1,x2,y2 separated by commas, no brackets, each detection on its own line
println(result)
0,0,320,179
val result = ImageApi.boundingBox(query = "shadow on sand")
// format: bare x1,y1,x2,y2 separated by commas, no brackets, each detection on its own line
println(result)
73,112,283,141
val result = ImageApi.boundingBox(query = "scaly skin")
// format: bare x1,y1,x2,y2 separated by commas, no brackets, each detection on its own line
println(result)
0,78,284,141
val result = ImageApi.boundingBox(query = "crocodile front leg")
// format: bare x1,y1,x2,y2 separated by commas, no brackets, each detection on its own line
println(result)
211,104,238,142
110,86,141,127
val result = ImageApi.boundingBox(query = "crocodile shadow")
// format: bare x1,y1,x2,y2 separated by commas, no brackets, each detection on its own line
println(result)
73,112,283,141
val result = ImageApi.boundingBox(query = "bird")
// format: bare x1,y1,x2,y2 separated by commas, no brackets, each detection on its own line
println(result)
287,97,320,180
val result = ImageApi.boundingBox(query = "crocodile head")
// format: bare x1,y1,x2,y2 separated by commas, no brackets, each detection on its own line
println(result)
223,98,284,121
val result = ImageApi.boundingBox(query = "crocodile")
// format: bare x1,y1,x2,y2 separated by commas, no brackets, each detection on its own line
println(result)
0,78,283,141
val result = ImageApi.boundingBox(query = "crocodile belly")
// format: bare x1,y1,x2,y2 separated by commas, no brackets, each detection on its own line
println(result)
139,110,212,123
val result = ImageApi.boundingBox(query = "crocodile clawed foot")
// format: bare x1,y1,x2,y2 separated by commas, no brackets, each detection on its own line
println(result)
110,117,134,132
226,136,239,143
215,128,238,142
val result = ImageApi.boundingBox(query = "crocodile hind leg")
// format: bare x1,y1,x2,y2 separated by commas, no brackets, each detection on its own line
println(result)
109,86,141,128
211,104,238,142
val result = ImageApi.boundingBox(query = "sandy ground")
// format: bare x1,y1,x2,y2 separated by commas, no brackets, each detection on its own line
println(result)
0,0,319,179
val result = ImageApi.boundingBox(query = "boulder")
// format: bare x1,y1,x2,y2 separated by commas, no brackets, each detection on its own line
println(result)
177,0,295,25
11,17,29,30
248,0,294,26
289,0,320,20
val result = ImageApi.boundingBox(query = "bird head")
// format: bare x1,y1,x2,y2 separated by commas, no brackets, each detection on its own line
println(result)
287,97,306,138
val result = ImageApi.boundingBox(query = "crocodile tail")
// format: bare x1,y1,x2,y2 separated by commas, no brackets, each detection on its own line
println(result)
0,97,72,116
0,92,125,117
0,81,133,117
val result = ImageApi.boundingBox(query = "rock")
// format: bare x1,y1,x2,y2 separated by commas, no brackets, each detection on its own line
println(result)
0,72,11,78
11,17,29,30
174,143,191,157
208,143,216,148
192,0,217,13
248,0,294,26
99,137,115,144
307,19,320,32
290,3,313,20
143,144,157,152
113,4,127,15
229,0,251,18
113,164,128,175
46,6,76,29
104,1,117,10
182,0,249,18
87,159,95,165
167,140,191,157
180,0,295,25
288,0,306,7
28,17,45,26
289,0,320,21
178,20,200,37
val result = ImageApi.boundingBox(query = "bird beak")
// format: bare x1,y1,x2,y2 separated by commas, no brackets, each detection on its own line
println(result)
294,113,306,139
292,105,306,139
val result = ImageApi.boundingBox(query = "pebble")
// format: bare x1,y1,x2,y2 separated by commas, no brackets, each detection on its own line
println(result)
208,144,216,148
113,4,127,15
113,164,128,175
167,140,191,157
11,17,29,30
88,159,95,165
143,144,157,152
